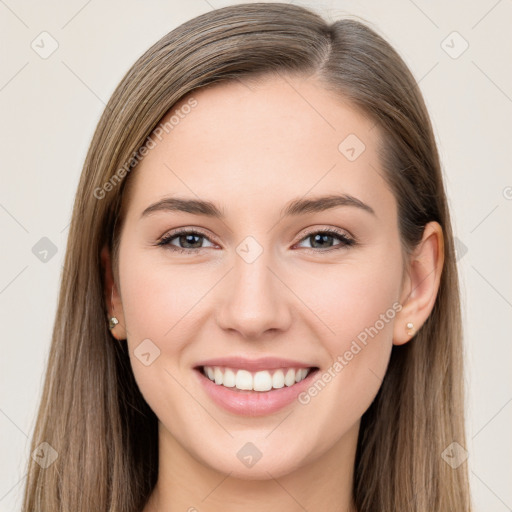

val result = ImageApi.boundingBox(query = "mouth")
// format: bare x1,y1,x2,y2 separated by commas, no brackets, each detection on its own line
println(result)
193,363,320,416
196,365,319,392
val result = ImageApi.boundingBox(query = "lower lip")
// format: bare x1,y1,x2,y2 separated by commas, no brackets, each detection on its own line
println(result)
194,367,319,417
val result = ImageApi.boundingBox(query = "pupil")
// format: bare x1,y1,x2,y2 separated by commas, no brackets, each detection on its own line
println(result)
182,234,201,248
312,234,332,248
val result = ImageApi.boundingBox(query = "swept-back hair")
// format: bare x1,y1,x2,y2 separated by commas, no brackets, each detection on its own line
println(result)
22,3,471,511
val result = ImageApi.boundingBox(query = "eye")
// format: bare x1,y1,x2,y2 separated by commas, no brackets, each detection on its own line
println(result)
157,229,216,253
295,228,356,252
157,227,356,254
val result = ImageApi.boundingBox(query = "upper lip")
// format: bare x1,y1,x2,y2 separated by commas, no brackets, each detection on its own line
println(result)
194,356,317,372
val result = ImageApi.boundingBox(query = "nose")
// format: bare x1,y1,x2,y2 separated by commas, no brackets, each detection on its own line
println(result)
215,251,293,340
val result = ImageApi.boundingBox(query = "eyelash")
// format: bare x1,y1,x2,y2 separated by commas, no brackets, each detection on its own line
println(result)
156,227,356,254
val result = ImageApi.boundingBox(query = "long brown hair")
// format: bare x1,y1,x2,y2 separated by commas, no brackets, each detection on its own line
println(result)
22,3,471,511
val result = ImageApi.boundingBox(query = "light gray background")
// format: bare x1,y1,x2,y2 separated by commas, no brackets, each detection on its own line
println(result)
1,1,511,510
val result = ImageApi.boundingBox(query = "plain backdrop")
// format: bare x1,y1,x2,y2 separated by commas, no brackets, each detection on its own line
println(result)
1,1,511,510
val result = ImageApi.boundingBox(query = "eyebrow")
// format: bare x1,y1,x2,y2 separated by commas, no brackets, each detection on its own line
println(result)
140,193,376,219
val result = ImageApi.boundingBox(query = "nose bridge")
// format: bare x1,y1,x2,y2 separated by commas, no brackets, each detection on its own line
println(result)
216,242,292,338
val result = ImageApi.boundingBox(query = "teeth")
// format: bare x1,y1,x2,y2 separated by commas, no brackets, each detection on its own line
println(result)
284,368,295,386
223,368,236,387
253,371,272,392
296,368,308,382
272,370,285,389
202,366,312,391
214,367,223,385
236,369,253,390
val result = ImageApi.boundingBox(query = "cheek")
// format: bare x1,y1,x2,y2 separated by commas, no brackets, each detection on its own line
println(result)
118,257,211,435
117,246,225,408
119,245,210,343
336,270,399,351
291,252,402,420
294,255,402,354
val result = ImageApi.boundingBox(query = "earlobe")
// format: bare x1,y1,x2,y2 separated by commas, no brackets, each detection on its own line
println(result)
100,245,127,340
393,221,445,346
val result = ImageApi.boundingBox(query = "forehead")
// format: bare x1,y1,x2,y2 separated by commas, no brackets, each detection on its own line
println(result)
124,74,394,222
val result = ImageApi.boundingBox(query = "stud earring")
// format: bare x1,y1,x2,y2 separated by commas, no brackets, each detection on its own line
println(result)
406,322,415,336
108,287,120,331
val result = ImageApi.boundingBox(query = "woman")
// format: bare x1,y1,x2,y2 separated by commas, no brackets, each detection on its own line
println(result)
22,3,472,511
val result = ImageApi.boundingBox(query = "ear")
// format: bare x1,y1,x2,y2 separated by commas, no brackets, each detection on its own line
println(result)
100,245,127,340
393,221,445,346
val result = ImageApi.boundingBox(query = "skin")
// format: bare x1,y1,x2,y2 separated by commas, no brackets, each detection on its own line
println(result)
102,73,444,512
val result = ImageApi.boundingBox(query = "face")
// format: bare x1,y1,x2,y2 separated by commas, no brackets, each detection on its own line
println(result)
112,74,408,479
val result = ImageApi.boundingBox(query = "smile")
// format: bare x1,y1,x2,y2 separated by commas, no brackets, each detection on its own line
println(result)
193,357,320,416
201,365,313,392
